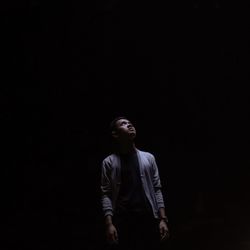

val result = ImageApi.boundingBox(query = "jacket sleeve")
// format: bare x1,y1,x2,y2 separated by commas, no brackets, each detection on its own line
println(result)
100,160,114,217
151,154,165,209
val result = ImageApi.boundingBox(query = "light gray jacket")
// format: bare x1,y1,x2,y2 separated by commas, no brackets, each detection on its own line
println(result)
100,149,165,219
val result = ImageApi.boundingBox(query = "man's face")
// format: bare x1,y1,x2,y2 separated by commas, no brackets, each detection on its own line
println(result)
114,119,136,140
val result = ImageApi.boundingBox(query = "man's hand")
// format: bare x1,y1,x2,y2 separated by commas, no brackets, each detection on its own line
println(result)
159,220,170,241
106,224,119,245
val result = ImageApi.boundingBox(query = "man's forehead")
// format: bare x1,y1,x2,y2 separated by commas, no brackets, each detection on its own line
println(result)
116,119,131,125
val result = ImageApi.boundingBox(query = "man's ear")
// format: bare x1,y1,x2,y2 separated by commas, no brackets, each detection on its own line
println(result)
112,130,118,139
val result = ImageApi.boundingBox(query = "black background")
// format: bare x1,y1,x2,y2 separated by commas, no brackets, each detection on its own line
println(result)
2,2,249,250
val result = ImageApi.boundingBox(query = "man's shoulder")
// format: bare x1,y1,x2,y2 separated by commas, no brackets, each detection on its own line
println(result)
102,153,119,165
137,149,155,159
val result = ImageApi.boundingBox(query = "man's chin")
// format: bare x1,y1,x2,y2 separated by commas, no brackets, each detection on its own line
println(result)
129,133,136,139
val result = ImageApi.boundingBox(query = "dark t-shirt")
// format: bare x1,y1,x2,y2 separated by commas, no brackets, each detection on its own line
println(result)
116,151,151,215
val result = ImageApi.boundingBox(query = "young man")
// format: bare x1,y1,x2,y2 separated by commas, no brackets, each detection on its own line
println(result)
100,116,169,250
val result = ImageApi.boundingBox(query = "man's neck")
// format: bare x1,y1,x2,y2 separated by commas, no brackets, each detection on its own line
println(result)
118,142,136,155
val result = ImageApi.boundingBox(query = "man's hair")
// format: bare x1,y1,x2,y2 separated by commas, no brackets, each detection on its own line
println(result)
109,116,128,133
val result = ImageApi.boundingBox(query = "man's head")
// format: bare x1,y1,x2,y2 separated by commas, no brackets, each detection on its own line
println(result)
109,116,136,142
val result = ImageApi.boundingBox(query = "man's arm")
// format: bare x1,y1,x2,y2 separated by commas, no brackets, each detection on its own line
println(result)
150,154,166,210
100,161,114,217
150,154,170,240
100,161,118,244
105,215,113,226
158,207,168,222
